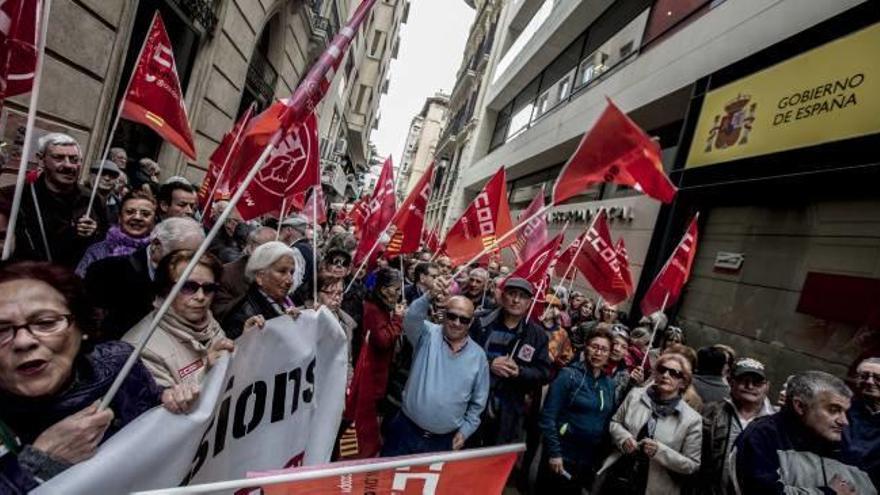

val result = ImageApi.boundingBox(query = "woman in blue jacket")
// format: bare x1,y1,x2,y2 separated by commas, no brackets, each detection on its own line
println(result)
538,327,616,493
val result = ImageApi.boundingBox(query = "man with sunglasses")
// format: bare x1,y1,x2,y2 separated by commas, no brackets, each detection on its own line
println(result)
843,357,880,488
0,133,107,266
700,358,776,494
380,287,489,457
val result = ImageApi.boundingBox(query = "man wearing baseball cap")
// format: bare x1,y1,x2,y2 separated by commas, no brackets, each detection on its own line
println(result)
700,357,776,494
466,277,551,451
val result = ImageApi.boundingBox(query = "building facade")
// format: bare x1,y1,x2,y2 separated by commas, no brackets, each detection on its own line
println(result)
397,92,448,200
446,0,875,383
0,0,408,203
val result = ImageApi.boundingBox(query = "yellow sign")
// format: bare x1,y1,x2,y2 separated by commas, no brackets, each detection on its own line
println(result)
686,22,880,168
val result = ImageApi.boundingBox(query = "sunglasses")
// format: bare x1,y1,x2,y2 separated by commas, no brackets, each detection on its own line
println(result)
444,311,473,325
180,281,222,296
329,257,350,268
657,365,685,380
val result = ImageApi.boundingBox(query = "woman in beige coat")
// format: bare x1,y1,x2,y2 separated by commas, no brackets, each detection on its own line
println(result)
123,250,262,399
594,353,702,495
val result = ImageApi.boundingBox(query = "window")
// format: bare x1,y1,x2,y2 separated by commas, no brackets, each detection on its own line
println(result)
492,0,556,84
355,84,371,113
370,30,385,58
505,78,539,140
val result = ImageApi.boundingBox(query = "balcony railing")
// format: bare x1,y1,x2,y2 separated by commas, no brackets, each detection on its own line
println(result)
245,50,278,108
170,0,219,36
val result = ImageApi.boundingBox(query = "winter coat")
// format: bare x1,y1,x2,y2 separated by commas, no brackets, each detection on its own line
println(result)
843,399,880,489
344,297,402,458
75,225,151,277
540,360,615,467
699,398,776,495
222,283,288,339
84,246,155,341
0,342,162,490
212,255,249,322
123,308,227,388
733,410,876,494
0,178,107,267
597,386,703,495
692,375,730,405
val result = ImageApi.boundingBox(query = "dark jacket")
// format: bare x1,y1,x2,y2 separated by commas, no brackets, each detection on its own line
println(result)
732,410,876,494
222,284,285,339
540,360,615,465
0,342,162,491
843,399,880,489
291,238,315,304
403,283,423,305
212,255,249,322
692,375,730,405
1,178,107,267
84,246,155,341
208,229,241,264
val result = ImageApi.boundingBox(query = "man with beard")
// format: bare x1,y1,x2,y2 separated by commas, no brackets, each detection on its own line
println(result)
0,133,106,266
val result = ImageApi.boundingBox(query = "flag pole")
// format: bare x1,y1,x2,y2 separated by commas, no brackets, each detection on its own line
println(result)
450,202,553,280
344,221,391,294
2,0,53,261
639,291,671,370
312,186,319,304
275,197,287,241
85,12,157,220
526,277,548,322
100,130,284,409
29,184,52,262
198,102,255,220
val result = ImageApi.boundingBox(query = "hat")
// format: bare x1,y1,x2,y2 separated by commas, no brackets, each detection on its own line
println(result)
503,277,534,297
732,358,766,379
281,215,309,232
90,160,120,175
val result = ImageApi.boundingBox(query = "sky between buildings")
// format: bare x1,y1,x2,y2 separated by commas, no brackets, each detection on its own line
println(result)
370,0,476,176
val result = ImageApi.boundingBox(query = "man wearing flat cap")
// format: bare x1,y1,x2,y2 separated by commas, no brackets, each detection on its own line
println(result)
467,277,551,448
280,215,315,304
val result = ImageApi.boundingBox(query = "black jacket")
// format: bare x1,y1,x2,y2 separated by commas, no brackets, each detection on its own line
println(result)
222,284,285,339
1,178,107,267
291,238,316,305
85,246,155,341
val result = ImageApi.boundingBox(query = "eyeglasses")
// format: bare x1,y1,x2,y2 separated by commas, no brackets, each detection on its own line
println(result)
48,153,81,164
180,281,221,296
587,344,611,355
329,257,350,268
857,371,880,383
0,314,73,346
657,365,685,380
444,311,473,325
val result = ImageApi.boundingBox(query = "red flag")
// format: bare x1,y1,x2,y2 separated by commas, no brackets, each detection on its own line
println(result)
120,13,197,160
441,168,514,265
552,99,676,205
616,238,635,298
197,104,256,210
386,162,434,257
232,104,320,221
349,197,369,231
302,186,327,225
354,157,396,264
0,0,39,107
554,229,586,278
425,226,441,253
512,187,548,264
573,210,630,305
506,232,564,289
640,214,700,316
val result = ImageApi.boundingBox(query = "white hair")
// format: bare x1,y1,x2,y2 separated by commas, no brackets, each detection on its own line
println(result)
245,241,297,282
151,217,205,258
469,267,489,281
37,132,79,156
786,370,852,409
109,147,127,158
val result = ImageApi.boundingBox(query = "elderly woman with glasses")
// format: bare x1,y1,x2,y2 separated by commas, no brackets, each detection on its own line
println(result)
594,353,702,495
122,251,262,395
315,273,356,384
0,262,195,490
538,328,617,494
222,241,302,339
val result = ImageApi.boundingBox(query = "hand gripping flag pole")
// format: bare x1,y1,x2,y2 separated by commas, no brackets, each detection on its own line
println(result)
639,292,670,369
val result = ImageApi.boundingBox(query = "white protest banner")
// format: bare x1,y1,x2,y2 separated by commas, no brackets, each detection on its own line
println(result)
34,307,348,494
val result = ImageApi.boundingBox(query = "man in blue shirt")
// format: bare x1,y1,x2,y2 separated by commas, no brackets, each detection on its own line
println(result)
381,291,490,457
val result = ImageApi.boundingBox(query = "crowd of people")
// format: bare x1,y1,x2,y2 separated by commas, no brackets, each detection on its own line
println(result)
0,133,878,494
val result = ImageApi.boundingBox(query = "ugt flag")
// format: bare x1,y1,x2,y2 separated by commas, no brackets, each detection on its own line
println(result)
354,157,396,265
574,209,630,305
0,0,40,108
120,12,197,160
197,104,256,211
640,213,700,316
386,162,435,258
506,232,564,290
552,99,676,205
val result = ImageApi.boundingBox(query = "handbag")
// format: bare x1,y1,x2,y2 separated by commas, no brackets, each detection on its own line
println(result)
593,423,651,495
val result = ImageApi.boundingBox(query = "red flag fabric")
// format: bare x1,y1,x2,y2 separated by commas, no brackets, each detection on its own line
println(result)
512,187,548,264
441,168,514,265
197,104,256,210
256,448,518,494
554,229,587,278
425,226,441,253
354,157,396,265
386,162,435,257
302,186,327,225
506,232,564,289
615,238,635,298
640,214,700,316
573,210,630,305
232,104,319,221
0,0,39,107
349,197,369,232
552,99,676,205
120,13,197,160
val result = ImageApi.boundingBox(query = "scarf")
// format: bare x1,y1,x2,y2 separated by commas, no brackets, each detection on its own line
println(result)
645,387,682,438
156,307,224,353
104,225,151,257
257,288,294,318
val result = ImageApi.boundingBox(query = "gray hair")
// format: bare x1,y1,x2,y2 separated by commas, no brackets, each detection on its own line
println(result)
858,357,880,368
469,268,489,281
37,132,79,156
109,147,127,158
245,241,296,282
151,217,205,258
786,370,852,409
246,226,277,253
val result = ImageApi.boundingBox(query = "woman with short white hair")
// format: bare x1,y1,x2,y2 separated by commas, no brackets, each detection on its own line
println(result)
222,241,302,338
